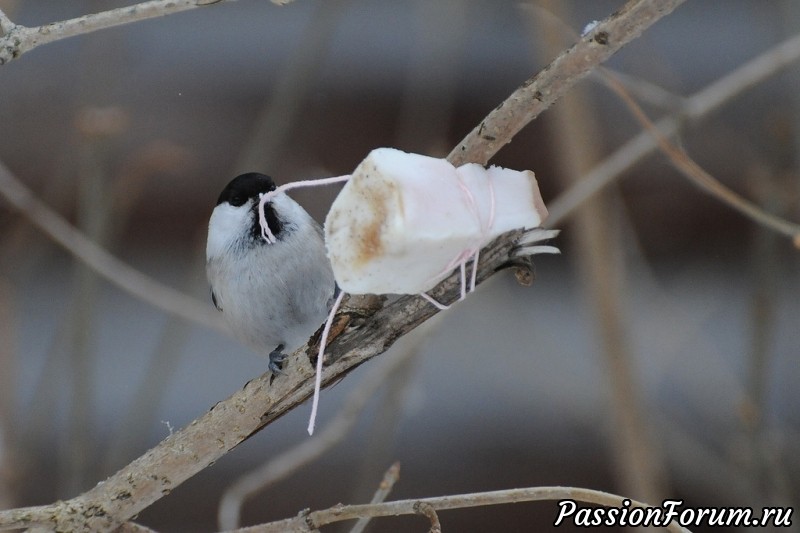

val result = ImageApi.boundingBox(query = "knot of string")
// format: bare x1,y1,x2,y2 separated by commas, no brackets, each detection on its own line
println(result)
258,174,352,244
256,170,497,433
421,169,497,309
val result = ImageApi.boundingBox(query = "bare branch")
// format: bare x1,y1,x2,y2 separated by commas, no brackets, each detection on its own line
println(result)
116,522,160,533
234,486,691,533
0,161,222,330
348,462,402,533
547,31,800,227
447,0,687,166
0,9,14,35
532,0,668,504
414,502,442,533
0,231,523,532
218,343,421,530
370,462,402,503
604,72,800,245
0,1,684,530
0,0,244,65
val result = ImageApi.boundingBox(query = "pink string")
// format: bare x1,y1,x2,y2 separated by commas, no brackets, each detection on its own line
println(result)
468,175,495,293
420,291,450,310
251,173,350,434
259,174,351,244
469,249,480,293
308,290,345,435
420,169,496,308
261,167,498,432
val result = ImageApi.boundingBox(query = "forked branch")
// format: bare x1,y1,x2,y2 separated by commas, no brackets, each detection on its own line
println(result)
1,1,238,65
0,0,685,531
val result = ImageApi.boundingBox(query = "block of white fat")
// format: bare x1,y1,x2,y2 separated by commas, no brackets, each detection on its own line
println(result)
324,148,549,295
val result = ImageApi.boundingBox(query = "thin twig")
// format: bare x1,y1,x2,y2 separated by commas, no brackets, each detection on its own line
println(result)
533,0,666,505
350,462,400,533
414,502,441,533
0,161,222,330
0,9,14,34
547,31,800,227
447,0,686,166
0,1,682,529
0,0,241,65
61,132,112,496
603,70,687,111
115,522,160,533
370,462,402,504
348,462,401,533
232,486,691,533
518,2,687,113
217,346,420,530
604,72,800,245
0,230,523,532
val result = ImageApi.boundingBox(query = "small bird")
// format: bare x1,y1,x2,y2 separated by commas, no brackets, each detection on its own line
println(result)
206,173,336,374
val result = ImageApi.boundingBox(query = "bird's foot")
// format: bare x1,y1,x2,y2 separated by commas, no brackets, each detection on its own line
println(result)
268,344,287,375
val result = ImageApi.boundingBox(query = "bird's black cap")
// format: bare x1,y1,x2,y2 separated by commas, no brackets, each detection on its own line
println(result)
216,172,283,240
216,172,277,207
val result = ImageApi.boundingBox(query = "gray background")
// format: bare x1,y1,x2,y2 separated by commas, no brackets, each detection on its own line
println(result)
0,1,798,531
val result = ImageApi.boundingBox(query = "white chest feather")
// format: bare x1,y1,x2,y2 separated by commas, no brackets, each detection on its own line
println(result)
206,195,335,355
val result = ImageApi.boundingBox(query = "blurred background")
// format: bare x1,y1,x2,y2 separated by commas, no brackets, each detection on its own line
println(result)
1,0,798,531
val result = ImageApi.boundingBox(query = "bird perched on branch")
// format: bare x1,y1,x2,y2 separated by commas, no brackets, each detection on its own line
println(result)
206,173,336,374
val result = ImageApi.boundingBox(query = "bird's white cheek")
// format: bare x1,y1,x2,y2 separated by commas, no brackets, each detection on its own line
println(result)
206,204,251,258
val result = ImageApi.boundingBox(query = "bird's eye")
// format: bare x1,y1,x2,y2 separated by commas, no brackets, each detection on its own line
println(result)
229,195,246,207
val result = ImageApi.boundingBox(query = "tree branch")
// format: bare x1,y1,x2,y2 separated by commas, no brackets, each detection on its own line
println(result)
547,31,800,227
348,462,402,533
0,231,522,532
447,0,686,166
0,9,14,35
0,1,683,530
231,486,690,533
0,0,244,65
217,342,421,530
603,71,800,245
0,160,222,331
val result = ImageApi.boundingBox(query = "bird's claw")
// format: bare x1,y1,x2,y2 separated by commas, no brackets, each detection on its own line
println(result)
268,346,287,375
